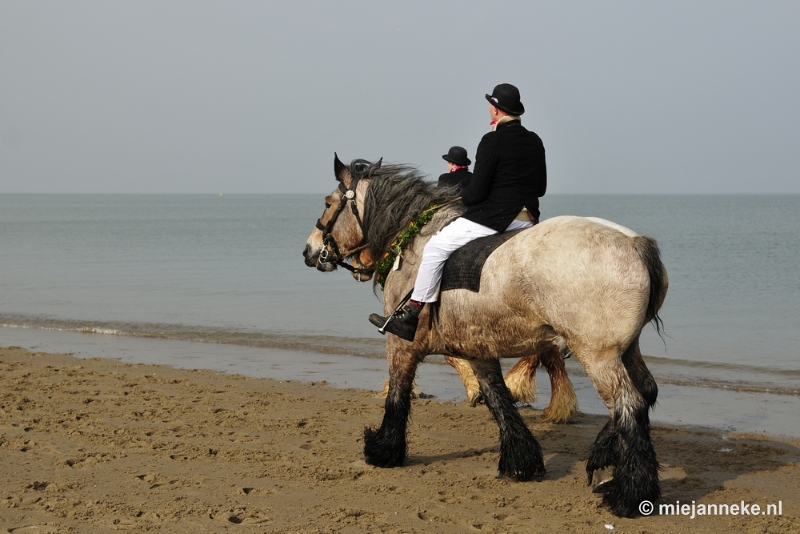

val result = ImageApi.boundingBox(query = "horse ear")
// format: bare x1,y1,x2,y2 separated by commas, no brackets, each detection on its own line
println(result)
374,157,382,170
334,153,349,183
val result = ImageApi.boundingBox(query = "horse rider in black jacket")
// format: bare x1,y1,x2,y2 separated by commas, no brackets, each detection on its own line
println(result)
370,83,547,341
438,146,473,192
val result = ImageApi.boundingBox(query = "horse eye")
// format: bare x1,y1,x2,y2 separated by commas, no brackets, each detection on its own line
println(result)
325,202,331,209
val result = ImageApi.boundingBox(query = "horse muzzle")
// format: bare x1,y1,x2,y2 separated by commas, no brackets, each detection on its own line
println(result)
316,260,337,272
315,246,339,272
303,243,328,269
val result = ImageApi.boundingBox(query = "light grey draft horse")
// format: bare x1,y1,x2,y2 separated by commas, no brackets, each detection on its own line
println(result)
303,156,668,517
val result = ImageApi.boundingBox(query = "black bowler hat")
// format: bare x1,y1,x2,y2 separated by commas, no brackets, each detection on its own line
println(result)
485,83,525,115
442,146,471,166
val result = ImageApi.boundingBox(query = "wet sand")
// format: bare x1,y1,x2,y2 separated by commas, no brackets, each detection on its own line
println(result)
1,346,797,533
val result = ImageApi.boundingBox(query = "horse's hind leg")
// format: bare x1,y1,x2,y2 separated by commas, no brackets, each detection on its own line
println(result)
586,419,619,485
470,358,545,481
584,340,660,517
539,348,579,424
364,346,422,467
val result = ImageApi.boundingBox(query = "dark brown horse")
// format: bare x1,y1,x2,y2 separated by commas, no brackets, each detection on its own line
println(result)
303,156,668,517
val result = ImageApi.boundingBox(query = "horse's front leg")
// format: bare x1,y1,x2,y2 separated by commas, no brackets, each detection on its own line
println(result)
470,358,545,481
363,342,423,467
444,355,483,406
503,354,540,405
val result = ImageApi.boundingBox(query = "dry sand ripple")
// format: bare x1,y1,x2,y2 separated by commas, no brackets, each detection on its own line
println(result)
1,347,797,533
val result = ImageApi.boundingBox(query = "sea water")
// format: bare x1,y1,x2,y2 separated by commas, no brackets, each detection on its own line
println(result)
1,194,798,436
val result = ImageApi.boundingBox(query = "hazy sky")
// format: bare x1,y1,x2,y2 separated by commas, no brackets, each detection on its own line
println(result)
1,1,798,194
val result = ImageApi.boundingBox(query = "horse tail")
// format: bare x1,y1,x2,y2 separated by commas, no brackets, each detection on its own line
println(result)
632,235,668,338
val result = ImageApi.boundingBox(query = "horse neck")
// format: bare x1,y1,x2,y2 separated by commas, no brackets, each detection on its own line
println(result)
363,177,459,260
376,204,464,298
424,205,463,234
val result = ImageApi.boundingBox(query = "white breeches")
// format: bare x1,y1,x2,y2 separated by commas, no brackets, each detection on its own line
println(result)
410,217,534,303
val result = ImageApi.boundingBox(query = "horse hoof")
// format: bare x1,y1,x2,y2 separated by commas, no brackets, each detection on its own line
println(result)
363,425,407,468
592,478,614,494
502,470,545,482
542,405,577,425
468,392,484,407
530,465,547,482
602,481,660,518
498,462,546,482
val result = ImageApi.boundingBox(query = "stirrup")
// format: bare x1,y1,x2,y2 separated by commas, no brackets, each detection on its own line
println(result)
376,290,413,334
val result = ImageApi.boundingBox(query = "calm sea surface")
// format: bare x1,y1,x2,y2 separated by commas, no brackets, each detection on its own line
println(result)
1,194,798,436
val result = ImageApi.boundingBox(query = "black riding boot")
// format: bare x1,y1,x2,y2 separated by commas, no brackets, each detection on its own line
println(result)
369,304,421,342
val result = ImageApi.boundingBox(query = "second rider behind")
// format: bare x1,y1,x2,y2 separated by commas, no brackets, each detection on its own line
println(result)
438,146,473,191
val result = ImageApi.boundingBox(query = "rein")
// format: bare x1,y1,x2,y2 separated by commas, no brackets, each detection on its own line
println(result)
315,164,373,275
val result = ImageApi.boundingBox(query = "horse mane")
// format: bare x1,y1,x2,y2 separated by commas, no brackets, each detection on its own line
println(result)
353,159,462,278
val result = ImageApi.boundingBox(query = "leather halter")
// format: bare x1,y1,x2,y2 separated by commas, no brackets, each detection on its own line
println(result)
315,162,373,275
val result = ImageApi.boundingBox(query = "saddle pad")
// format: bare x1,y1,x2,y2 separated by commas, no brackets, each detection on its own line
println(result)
440,229,524,293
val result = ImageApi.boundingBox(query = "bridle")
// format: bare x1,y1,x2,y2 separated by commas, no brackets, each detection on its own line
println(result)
315,161,374,275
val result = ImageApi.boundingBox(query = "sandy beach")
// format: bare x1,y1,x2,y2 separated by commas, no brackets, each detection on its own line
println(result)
1,346,797,533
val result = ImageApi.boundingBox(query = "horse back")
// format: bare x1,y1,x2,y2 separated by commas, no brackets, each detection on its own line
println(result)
434,216,665,355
